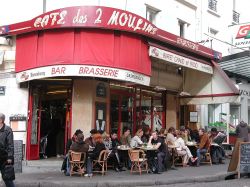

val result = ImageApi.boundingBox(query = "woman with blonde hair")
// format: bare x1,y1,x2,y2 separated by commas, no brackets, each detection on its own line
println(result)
85,133,106,177
130,128,144,148
175,131,197,167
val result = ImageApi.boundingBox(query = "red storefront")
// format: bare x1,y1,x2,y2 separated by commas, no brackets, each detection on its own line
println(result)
0,6,239,160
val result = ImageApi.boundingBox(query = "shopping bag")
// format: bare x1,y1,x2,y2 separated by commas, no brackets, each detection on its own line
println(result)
1,164,15,181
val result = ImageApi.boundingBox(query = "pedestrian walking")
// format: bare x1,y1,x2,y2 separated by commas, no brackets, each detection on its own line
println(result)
236,120,250,142
0,113,15,187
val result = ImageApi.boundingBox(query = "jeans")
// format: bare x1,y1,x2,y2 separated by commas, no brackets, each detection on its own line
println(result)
4,180,15,187
157,152,166,172
86,157,93,174
196,148,207,166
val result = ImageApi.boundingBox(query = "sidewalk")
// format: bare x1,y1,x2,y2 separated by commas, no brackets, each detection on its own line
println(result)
0,158,233,187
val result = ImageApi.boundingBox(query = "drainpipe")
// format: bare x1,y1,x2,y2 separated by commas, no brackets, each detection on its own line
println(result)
43,0,46,13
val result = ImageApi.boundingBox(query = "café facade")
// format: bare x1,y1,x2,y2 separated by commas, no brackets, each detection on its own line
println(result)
0,6,239,160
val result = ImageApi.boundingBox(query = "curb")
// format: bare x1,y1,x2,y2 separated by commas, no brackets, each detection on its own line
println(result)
0,172,236,187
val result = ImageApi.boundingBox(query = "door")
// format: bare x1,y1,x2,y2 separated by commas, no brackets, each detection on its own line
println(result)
26,87,41,160
110,92,134,137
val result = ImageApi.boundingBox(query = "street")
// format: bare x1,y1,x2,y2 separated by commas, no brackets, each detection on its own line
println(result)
136,179,250,187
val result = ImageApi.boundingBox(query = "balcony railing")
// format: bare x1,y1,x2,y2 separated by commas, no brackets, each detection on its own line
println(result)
233,10,240,24
208,0,217,12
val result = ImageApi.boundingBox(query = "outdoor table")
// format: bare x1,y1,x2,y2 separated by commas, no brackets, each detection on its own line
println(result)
140,146,158,151
117,146,132,168
139,146,158,173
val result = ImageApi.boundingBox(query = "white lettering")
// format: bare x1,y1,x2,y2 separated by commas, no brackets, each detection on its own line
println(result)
57,10,67,25
119,13,128,26
107,11,120,25
41,15,49,27
127,14,136,28
134,18,143,31
50,12,59,25
94,8,102,24
34,17,42,27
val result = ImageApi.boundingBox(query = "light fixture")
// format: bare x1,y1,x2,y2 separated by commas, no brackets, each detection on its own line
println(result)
154,86,166,91
236,79,242,85
179,91,191,96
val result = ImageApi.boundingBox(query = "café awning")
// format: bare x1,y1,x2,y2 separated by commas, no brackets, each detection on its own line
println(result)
180,60,240,105
218,51,250,81
148,45,240,105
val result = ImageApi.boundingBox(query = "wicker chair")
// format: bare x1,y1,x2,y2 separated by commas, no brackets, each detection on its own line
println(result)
92,150,109,176
200,146,212,166
128,149,148,175
69,151,86,176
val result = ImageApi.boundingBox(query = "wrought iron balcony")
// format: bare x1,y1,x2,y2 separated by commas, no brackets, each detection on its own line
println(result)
233,10,240,24
208,0,217,12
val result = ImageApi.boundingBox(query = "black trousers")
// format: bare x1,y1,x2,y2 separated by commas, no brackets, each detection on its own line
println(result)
210,145,225,163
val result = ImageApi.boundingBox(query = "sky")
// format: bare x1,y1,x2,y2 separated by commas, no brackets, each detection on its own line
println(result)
0,0,250,25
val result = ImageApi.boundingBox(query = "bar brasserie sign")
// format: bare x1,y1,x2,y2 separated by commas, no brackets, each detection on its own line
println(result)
16,65,150,86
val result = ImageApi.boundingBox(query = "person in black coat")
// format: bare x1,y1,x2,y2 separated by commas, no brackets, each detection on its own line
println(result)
0,113,15,187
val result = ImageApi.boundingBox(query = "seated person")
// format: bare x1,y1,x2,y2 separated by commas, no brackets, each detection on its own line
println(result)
70,131,89,153
110,131,123,171
196,128,210,166
175,131,197,167
179,126,192,143
85,133,106,177
102,132,112,150
85,129,98,148
120,127,131,147
148,131,167,173
130,128,144,148
69,131,89,174
61,129,82,173
158,128,166,138
209,128,225,164
190,129,200,143
166,127,176,145
141,127,150,143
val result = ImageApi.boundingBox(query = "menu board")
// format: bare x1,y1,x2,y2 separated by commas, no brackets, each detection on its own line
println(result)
14,140,23,173
239,142,250,175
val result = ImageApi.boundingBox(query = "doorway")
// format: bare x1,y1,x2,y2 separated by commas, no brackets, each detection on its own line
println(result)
110,91,135,137
26,80,72,160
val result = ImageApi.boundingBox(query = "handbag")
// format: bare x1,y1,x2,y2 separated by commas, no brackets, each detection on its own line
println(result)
1,164,15,181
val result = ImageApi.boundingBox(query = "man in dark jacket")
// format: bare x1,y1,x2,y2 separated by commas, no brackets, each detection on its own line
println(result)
70,132,89,153
236,121,250,142
0,113,15,187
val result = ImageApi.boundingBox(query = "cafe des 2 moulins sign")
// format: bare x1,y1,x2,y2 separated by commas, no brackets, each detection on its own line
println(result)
0,6,218,59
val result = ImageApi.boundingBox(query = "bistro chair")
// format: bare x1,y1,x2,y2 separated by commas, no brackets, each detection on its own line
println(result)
173,148,185,167
69,151,86,176
128,149,148,175
92,150,109,176
200,147,212,166
167,141,184,167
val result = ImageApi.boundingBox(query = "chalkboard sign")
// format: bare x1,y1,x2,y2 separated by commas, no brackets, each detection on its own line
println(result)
14,140,23,173
239,142,250,175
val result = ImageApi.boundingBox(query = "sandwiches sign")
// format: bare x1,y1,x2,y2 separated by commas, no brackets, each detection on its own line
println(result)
233,24,250,48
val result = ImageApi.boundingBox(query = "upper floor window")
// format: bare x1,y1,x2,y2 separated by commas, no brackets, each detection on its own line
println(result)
233,10,240,24
209,28,218,37
208,0,217,12
179,20,188,38
146,5,160,24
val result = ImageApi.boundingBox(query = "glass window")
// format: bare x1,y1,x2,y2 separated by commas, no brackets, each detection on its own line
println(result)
146,7,158,24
